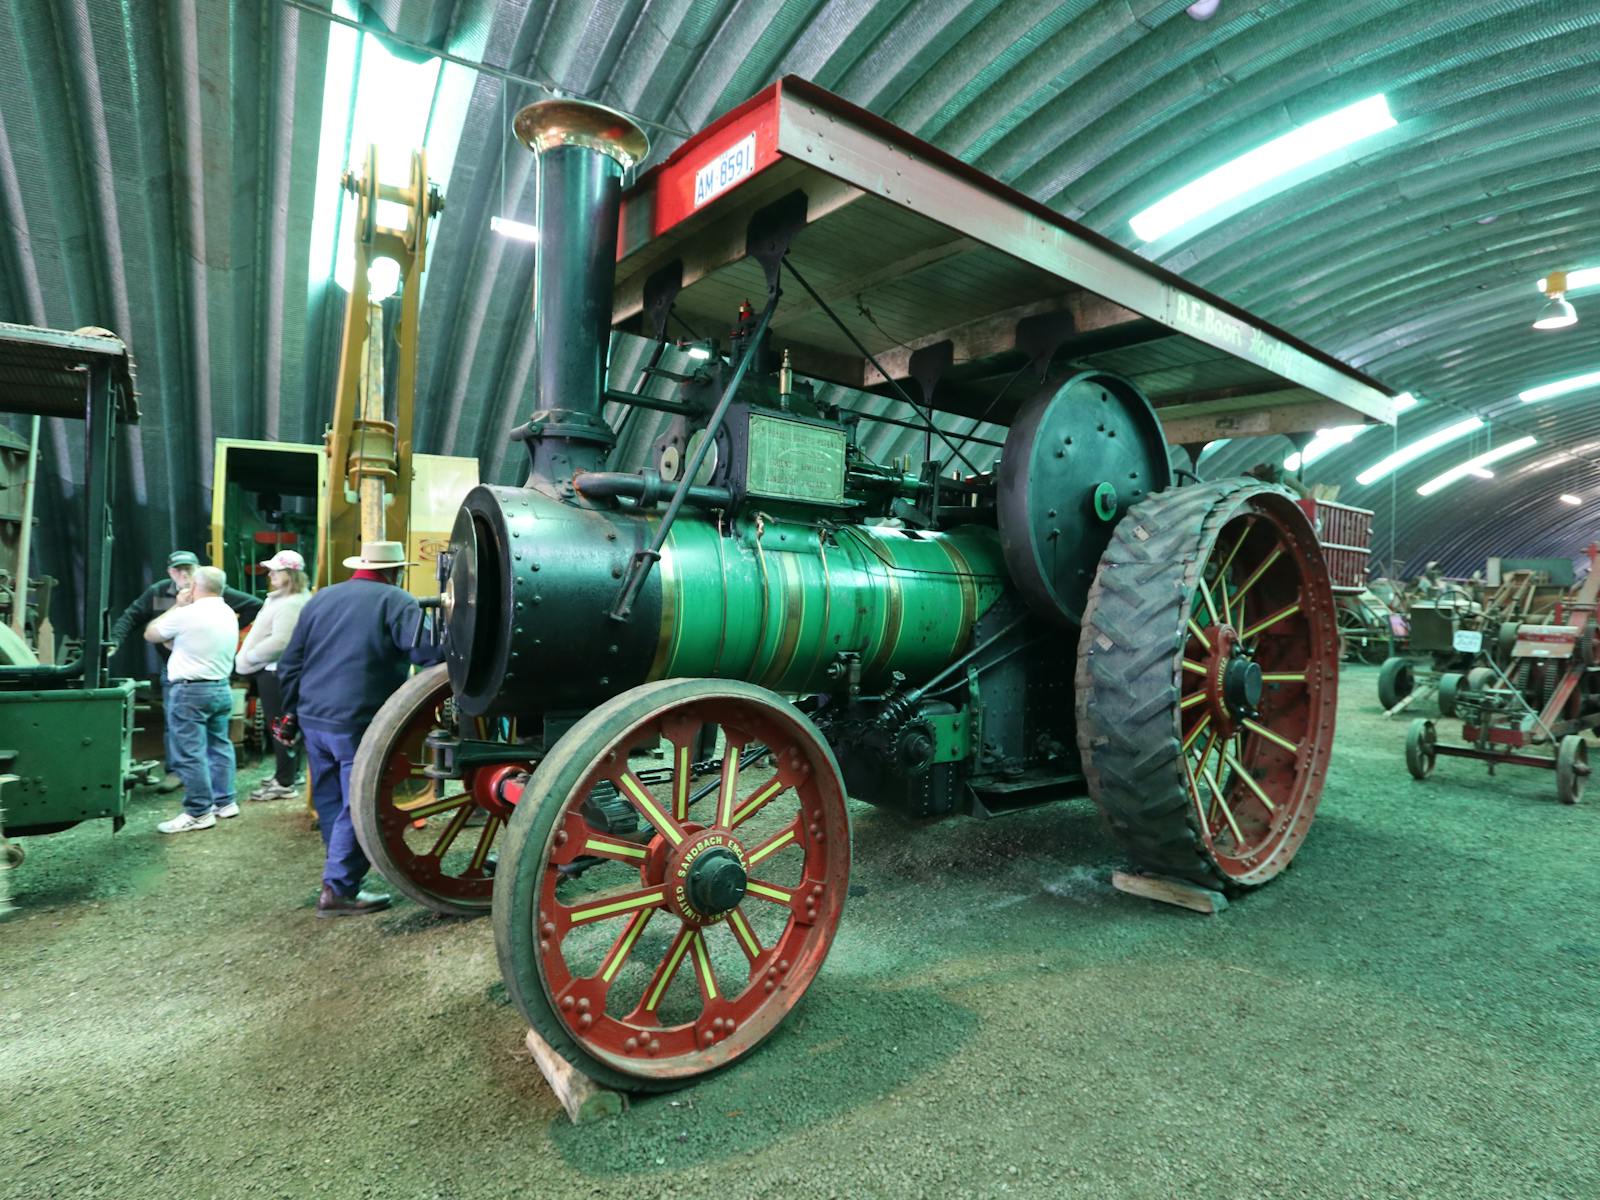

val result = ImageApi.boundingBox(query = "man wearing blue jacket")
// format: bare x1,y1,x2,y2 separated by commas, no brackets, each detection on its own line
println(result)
276,541,444,917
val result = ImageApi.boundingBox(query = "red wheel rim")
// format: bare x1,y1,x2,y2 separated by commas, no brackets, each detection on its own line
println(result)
372,683,516,909
1179,496,1337,881
531,692,848,1079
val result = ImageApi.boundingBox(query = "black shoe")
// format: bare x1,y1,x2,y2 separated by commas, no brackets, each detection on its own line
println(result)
315,884,392,918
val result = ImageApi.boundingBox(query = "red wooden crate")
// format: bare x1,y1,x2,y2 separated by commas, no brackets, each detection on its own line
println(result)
1297,499,1373,594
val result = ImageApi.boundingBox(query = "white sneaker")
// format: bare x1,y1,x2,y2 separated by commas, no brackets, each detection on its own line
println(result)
157,811,216,834
214,801,241,819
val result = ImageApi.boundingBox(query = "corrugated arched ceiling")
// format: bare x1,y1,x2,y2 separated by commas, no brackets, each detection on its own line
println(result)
2,0,1598,611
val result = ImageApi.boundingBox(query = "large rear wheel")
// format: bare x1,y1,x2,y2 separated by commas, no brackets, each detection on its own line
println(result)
493,678,850,1091
1076,480,1338,891
350,664,529,916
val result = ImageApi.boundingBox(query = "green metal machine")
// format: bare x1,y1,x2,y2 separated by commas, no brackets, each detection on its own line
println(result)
0,325,141,860
350,82,1391,1091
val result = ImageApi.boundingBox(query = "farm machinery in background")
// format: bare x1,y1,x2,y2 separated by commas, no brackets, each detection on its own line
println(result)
1375,562,1576,716
347,79,1393,1090
0,326,143,872
1405,555,1600,804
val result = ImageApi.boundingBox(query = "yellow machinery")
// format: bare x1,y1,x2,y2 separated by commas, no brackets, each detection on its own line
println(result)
208,146,476,600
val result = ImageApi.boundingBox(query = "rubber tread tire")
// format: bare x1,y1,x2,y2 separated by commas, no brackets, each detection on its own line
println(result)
492,677,850,1094
348,664,489,917
1437,673,1463,718
1378,657,1414,710
1074,478,1322,892
1556,735,1586,806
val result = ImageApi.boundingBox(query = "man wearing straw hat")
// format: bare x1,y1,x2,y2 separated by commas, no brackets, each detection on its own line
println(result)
275,541,444,917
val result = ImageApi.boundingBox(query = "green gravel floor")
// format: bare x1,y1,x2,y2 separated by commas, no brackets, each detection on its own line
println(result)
2,663,1596,1199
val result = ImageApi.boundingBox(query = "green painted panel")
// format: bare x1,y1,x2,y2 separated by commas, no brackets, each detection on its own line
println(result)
656,513,1009,692
0,683,135,828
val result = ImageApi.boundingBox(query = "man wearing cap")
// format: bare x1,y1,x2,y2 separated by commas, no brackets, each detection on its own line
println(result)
275,541,444,917
112,551,263,793
233,549,312,801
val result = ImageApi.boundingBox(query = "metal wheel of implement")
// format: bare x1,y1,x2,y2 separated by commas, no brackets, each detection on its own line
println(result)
2,838,23,868
1464,666,1495,694
1496,621,1521,665
1405,719,1437,780
1437,673,1463,718
1556,735,1588,805
350,664,527,916
1076,479,1337,891
1378,656,1415,710
492,678,850,1091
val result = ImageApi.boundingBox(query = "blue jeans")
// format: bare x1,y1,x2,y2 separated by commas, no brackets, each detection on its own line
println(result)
168,680,236,817
302,723,370,897
160,665,176,770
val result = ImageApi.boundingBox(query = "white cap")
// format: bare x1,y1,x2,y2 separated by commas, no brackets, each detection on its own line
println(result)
259,549,305,571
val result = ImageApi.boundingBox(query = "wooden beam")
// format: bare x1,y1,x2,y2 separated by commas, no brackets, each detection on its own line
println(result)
1111,871,1228,914
524,1027,626,1124
860,291,1146,388
1155,394,1362,444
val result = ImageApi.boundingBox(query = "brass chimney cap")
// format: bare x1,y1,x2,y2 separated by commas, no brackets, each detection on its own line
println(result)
513,99,650,171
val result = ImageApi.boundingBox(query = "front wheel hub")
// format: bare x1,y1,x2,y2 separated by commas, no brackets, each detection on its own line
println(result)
686,847,747,916
1223,651,1263,717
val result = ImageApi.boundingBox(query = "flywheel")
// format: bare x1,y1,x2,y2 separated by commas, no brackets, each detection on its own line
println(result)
1075,480,1339,890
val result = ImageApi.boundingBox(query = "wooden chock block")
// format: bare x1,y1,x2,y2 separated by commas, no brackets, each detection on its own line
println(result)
1111,870,1228,915
524,1027,626,1124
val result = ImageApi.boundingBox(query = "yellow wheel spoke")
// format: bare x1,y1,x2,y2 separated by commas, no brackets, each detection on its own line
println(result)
717,743,742,828
1223,749,1276,812
616,769,684,846
745,823,798,867
1233,546,1283,608
1261,671,1306,683
672,742,691,821
642,921,695,1013
598,908,654,984
396,791,470,819
726,906,763,964
566,885,668,926
467,815,502,871
1180,690,1208,710
1188,619,1212,652
689,929,719,1002
1196,755,1246,844
580,833,650,863
427,803,474,858
1197,581,1220,627
1242,718,1299,754
1182,711,1212,753
744,879,794,905
1181,754,1208,828
1182,658,1208,676
1243,603,1301,641
1215,530,1249,625
730,775,786,829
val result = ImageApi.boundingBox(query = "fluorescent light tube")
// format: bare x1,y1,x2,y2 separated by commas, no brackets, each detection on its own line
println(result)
490,216,539,243
1520,370,1600,403
1537,268,1600,293
1356,416,1483,486
1130,94,1397,242
1416,436,1537,496
1560,494,1582,505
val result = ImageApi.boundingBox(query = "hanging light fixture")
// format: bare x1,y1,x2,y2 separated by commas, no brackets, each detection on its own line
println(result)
1533,269,1578,330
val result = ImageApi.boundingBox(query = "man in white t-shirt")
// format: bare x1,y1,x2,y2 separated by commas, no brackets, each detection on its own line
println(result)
145,566,242,833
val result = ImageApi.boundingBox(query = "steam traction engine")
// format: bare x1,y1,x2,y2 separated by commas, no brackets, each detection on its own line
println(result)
350,81,1393,1090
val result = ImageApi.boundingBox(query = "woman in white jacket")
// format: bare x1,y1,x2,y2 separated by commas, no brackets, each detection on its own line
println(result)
235,549,312,800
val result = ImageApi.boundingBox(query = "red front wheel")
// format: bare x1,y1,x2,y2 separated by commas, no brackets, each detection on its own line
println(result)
492,678,850,1091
